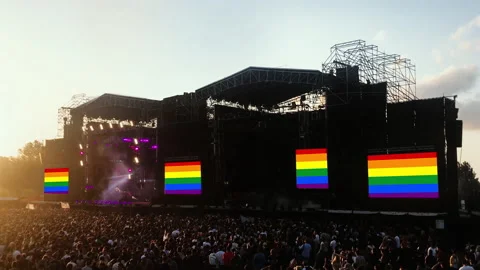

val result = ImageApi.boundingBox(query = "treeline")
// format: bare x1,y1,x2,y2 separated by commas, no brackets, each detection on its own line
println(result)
458,161,480,210
0,141,44,197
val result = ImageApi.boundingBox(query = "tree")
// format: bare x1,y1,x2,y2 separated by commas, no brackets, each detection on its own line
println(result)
458,161,480,210
18,140,45,161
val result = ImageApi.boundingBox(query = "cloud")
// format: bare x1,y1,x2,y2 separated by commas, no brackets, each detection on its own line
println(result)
451,15,480,40
373,30,387,42
417,65,479,98
457,39,480,52
431,49,443,64
459,99,480,129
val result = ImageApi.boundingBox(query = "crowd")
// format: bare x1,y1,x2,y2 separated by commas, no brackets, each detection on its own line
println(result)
0,208,478,270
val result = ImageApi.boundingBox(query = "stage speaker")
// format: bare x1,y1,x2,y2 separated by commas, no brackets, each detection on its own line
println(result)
456,120,463,148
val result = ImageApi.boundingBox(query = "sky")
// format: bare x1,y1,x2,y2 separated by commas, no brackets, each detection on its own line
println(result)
0,1,479,170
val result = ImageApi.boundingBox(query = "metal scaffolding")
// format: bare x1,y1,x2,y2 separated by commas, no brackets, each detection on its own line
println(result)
322,40,416,103
57,94,97,138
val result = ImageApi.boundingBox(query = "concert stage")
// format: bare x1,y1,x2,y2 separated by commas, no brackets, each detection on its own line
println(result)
43,40,462,214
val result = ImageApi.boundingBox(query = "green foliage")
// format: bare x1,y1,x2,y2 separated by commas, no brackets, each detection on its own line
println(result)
0,141,44,197
458,161,480,209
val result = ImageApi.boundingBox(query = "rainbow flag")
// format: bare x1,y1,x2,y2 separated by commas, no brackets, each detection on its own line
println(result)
44,168,69,194
164,161,202,195
296,148,328,189
368,152,439,198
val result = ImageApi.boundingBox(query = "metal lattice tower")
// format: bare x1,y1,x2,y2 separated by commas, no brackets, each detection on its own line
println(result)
57,94,97,138
322,40,417,103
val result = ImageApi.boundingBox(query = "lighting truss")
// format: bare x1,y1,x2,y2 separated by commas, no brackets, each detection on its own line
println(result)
80,117,157,136
322,40,417,103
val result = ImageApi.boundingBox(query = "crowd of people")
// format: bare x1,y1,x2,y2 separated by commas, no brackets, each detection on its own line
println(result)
0,208,479,270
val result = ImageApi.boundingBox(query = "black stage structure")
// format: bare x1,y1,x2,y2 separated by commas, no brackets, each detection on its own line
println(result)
44,40,462,214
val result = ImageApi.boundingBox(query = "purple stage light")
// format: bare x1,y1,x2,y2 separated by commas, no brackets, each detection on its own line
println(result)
134,147,139,151
140,139,150,143
122,138,133,142
151,145,158,149
128,169,132,172
80,151,84,155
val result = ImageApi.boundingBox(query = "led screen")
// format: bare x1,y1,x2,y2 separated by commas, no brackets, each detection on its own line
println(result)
44,168,69,194
164,161,202,195
296,148,328,189
368,152,439,198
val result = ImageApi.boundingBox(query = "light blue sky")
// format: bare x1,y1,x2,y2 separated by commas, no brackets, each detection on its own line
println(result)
0,1,479,170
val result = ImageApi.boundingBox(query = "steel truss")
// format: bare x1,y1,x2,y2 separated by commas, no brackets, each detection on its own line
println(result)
57,94,97,138
73,93,161,121
195,67,323,101
322,40,416,103
159,93,199,125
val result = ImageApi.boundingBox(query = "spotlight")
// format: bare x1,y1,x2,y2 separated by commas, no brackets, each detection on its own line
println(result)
120,123,124,128
82,127,86,132
130,121,134,126
128,174,132,180
128,168,132,173
99,124,104,130
134,147,139,151
80,151,84,155
134,157,139,164
89,126,94,131
109,123,113,128
79,144,83,150
134,138,138,145
80,160,84,166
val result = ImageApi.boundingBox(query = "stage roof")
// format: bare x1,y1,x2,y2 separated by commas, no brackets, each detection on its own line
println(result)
70,93,162,121
194,66,332,107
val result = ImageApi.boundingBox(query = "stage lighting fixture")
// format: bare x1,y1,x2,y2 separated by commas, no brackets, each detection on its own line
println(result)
128,168,132,172
79,144,83,150
80,160,84,166
89,126,94,131
134,138,139,145
109,123,113,128
128,174,132,180
82,127,86,132
151,145,158,149
80,151,84,155
134,157,139,164
100,124,104,130
130,121,133,126
120,123,124,128
134,147,139,151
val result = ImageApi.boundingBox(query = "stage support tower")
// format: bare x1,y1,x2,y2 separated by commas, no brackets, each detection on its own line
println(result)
322,40,417,102
57,94,97,138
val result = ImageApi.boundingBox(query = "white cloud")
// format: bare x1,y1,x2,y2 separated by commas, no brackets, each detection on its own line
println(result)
431,49,443,65
451,15,480,40
459,98,480,129
373,30,387,42
457,39,480,52
417,65,479,98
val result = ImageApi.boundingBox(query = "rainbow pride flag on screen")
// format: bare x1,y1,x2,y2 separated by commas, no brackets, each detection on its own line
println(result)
44,168,69,194
368,152,439,199
164,161,202,195
296,148,328,189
